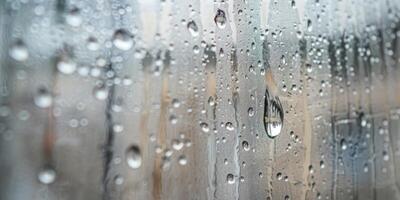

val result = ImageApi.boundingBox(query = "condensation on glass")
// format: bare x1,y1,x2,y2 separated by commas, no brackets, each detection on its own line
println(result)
1,0,400,199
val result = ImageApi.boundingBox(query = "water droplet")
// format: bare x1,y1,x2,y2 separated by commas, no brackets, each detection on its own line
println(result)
171,98,181,108
242,141,250,151
214,9,227,29
340,139,347,150
178,155,187,166
66,8,82,27
114,175,124,185
112,29,134,51
86,37,100,51
276,172,283,180
225,122,234,131
248,107,254,117
169,115,178,124
200,122,210,133
126,145,142,169
307,19,312,32
57,55,77,74
226,173,235,184
34,87,53,108
263,88,284,138
9,40,29,62
172,139,184,151
38,166,56,184
93,85,108,100
187,20,199,37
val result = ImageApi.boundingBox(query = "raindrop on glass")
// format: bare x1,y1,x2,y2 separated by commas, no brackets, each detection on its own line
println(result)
86,37,100,51
178,155,187,166
200,122,210,133
57,55,77,74
38,166,56,185
34,87,53,108
263,88,284,138
226,173,235,184
66,8,82,27
112,29,134,51
214,9,227,29
93,85,108,100
126,145,142,169
187,20,199,37
9,40,29,61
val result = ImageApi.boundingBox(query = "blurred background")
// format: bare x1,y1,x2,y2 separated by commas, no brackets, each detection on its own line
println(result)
1,0,400,199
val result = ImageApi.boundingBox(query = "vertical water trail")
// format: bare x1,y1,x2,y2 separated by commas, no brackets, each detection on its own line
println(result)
102,64,115,200
328,39,338,200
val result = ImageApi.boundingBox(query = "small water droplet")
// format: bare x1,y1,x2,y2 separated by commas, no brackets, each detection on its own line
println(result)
225,122,234,131
113,29,134,51
178,155,187,166
187,21,199,37
9,40,29,61
340,139,347,150
57,55,77,74
93,85,108,100
214,9,227,29
126,145,142,169
172,139,184,151
86,37,100,51
38,166,56,185
114,175,124,185
242,141,250,151
248,107,254,117
34,87,53,108
263,88,284,138
200,122,210,133
171,98,181,108
226,173,235,184
66,8,82,27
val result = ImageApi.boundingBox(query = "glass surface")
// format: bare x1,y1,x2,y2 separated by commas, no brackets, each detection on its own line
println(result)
1,0,400,199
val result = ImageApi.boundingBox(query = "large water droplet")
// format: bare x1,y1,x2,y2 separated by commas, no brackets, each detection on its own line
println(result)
38,166,56,185
214,9,227,29
187,21,199,37
9,40,29,61
263,88,284,138
126,145,142,169
112,29,134,51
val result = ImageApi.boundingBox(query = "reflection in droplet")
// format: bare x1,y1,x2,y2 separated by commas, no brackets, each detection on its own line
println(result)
113,29,134,51
9,40,29,61
214,9,227,29
38,166,56,185
263,88,284,138
126,145,142,169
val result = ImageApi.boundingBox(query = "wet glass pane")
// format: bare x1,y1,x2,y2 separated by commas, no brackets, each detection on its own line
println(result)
1,0,400,199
